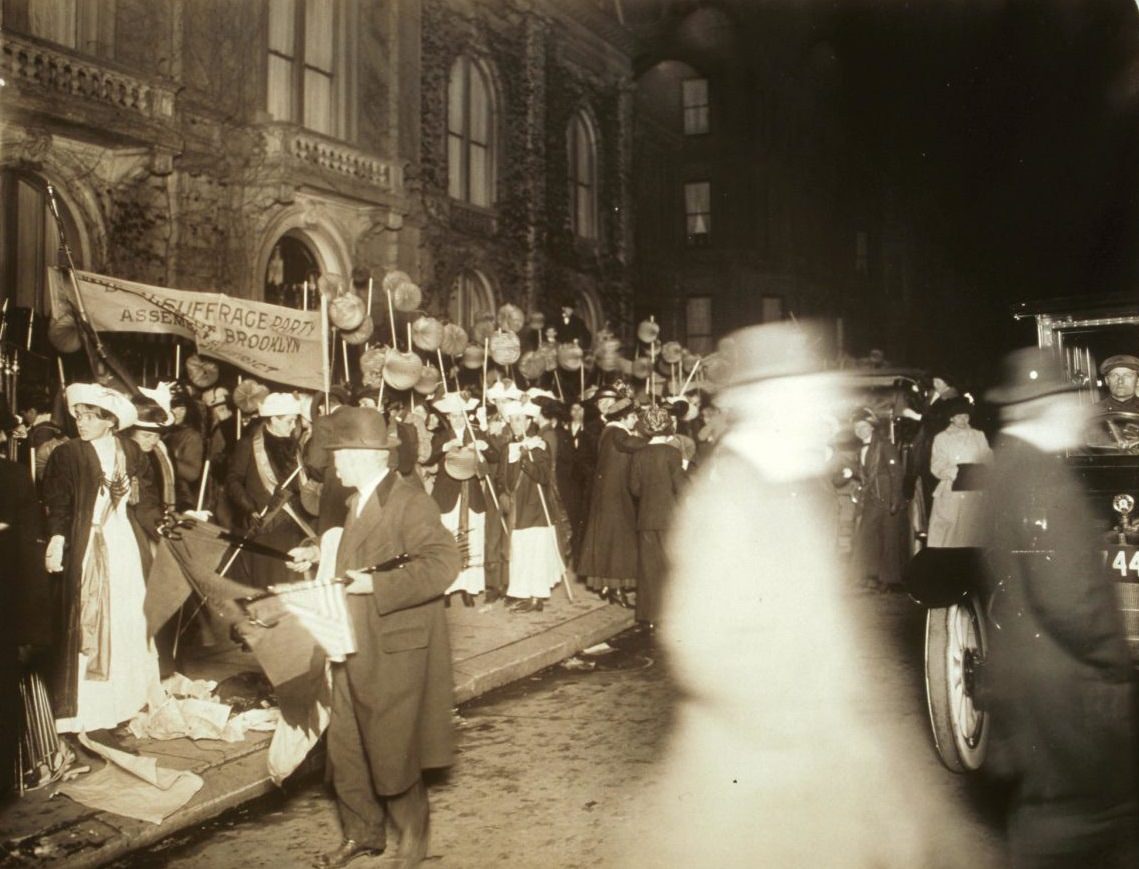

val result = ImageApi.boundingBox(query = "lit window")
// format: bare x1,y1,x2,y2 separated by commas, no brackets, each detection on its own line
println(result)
267,0,339,136
449,270,495,329
684,181,711,245
568,112,599,240
448,56,495,207
682,78,709,135
26,0,113,57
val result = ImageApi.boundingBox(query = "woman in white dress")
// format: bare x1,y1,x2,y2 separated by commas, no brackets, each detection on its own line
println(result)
927,397,992,548
43,384,161,734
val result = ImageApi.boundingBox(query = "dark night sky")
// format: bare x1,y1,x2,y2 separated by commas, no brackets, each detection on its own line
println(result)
830,0,1139,302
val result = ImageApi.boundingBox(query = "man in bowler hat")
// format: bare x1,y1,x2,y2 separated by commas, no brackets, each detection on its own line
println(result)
983,347,1139,867
288,408,460,868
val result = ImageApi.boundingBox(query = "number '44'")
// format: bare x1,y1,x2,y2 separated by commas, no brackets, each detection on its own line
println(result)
1112,550,1139,577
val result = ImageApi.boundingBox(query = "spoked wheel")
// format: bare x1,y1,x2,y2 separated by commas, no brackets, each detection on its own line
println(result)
924,593,989,773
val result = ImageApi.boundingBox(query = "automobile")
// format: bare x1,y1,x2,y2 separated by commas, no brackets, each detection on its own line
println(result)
910,291,1139,773
833,367,931,557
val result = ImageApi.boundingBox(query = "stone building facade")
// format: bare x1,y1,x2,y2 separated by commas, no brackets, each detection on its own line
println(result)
0,0,638,388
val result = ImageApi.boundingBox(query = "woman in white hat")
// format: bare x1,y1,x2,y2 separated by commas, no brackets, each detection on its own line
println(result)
429,391,495,606
42,383,161,734
497,400,563,612
224,391,311,588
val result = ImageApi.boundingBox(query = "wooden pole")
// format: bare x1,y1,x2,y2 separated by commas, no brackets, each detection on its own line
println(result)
321,294,331,415
196,459,211,512
680,357,702,394
482,338,489,407
437,348,449,394
386,287,398,346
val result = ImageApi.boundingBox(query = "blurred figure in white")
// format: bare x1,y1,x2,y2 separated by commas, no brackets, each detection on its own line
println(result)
626,321,951,867
927,396,992,547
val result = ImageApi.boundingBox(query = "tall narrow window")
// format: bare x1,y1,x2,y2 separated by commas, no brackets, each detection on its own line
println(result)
267,0,339,137
0,171,80,315
568,112,598,240
26,0,113,57
682,78,709,135
448,56,495,207
449,270,495,329
684,181,711,246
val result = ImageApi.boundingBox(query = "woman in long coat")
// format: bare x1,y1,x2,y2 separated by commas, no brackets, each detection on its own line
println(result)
577,399,645,604
42,383,161,731
628,405,685,626
927,397,991,547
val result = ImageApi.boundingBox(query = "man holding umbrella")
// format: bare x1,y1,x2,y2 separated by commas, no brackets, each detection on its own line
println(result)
287,407,460,868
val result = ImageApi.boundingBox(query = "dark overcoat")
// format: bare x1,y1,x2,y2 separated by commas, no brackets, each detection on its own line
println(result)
334,471,460,794
577,423,645,585
983,435,1139,861
40,436,158,717
851,433,908,587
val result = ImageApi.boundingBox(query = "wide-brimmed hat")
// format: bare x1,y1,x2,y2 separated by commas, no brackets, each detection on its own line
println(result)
499,399,542,420
940,396,974,419
985,347,1078,406
485,379,524,404
66,383,138,430
602,397,634,420
132,383,175,429
1099,354,1139,376
434,391,478,416
637,404,674,437
259,392,302,417
721,321,825,390
323,406,401,451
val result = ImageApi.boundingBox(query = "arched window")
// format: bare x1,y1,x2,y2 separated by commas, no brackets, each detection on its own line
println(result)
263,233,320,309
448,56,495,207
0,170,81,315
448,269,495,330
568,111,599,240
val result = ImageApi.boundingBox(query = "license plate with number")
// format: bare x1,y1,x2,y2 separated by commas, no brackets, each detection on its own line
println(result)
1106,546,1139,579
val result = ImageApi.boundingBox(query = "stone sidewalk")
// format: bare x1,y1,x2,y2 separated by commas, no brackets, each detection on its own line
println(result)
0,583,633,868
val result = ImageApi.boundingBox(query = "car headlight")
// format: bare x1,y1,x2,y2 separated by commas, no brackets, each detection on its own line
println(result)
1113,494,1135,518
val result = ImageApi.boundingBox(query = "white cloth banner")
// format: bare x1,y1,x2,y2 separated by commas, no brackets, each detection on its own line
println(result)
49,268,325,391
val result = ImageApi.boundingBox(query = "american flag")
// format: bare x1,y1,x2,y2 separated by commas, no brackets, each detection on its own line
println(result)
266,577,356,662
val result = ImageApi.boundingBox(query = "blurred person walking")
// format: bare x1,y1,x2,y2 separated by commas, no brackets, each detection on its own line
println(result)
629,321,944,866
849,408,908,592
983,347,1139,868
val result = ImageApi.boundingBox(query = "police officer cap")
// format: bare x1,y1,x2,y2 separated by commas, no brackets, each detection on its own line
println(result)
1098,354,1139,376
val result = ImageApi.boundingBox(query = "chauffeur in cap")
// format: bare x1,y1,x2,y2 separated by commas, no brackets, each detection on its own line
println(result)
288,407,460,869
984,347,1138,867
1097,354,1139,412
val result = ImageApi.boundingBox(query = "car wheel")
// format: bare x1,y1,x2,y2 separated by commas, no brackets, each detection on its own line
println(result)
924,594,989,773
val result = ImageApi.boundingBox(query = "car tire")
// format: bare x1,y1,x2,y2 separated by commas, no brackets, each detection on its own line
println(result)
924,594,989,773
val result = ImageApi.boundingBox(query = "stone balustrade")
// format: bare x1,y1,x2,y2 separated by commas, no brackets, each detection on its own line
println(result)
270,126,401,192
1,32,176,120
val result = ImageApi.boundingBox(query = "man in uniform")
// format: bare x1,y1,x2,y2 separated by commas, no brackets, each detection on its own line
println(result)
1097,354,1139,412
289,407,459,869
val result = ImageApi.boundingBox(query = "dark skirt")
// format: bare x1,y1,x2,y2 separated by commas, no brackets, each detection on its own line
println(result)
635,530,667,624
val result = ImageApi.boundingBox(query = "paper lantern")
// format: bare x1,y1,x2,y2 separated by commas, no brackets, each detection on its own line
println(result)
411,316,444,352
489,330,521,366
459,343,485,370
341,316,374,346
329,292,366,331
537,343,558,372
382,350,423,390
444,446,479,481
636,318,661,344
471,312,496,344
518,351,546,381
557,343,584,372
351,266,371,288
497,303,525,333
360,345,389,387
413,363,441,395
440,323,468,357
632,357,652,380
391,280,422,312
234,380,270,414
48,313,82,353
382,270,411,294
528,311,546,331
660,341,683,365
185,354,220,389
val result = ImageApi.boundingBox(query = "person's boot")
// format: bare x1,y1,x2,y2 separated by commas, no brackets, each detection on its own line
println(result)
460,591,475,607
484,588,501,604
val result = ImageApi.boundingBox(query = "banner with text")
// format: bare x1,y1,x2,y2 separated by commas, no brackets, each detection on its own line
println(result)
50,269,324,391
